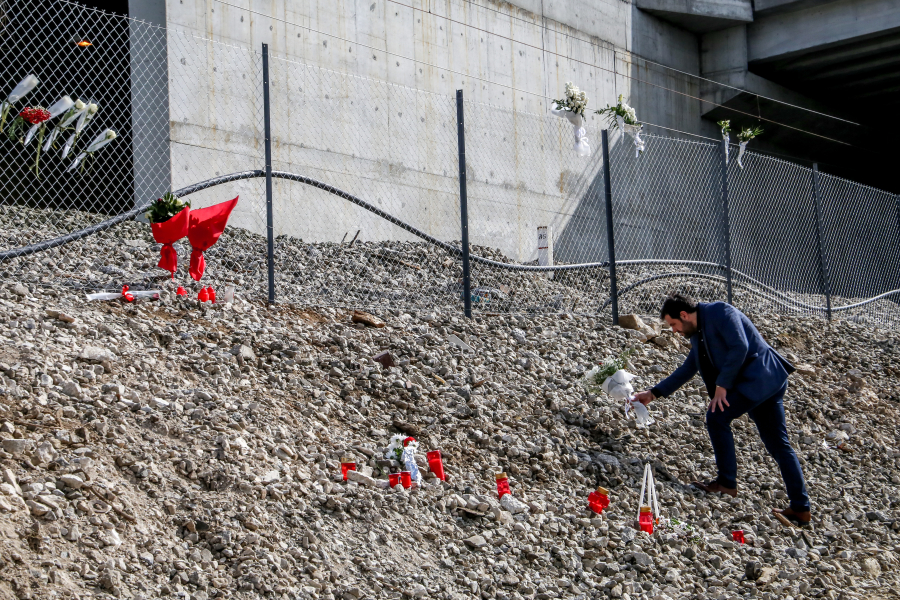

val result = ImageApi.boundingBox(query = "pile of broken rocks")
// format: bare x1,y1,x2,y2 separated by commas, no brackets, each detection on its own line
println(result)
0,280,898,600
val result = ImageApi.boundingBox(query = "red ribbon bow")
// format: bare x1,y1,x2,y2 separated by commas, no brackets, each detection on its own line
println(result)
188,197,239,281
121,285,134,302
151,205,190,278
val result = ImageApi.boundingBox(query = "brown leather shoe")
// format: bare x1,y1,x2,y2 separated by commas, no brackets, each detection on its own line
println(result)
773,507,811,527
691,480,738,498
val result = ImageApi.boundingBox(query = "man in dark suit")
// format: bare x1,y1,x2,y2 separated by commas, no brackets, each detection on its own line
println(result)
633,293,811,526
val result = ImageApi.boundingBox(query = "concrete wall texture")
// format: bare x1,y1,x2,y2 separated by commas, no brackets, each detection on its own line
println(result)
143,0,900,266
149,0,710,263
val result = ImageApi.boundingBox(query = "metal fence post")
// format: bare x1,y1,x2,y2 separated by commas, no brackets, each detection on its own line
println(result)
720,139,733,304
601,130,619,325
812,163,832,320
456,90,472,319
262,43,275,304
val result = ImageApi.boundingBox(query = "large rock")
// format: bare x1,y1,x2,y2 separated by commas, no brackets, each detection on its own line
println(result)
347,470,377,486
79,346,117,362
500,493,529,514
618,314,647,331
861,557,882,577
351,310,386,328
1,439,33,455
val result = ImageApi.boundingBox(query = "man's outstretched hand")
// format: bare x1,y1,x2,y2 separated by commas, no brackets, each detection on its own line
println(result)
633,390,655,406
709,386,730,413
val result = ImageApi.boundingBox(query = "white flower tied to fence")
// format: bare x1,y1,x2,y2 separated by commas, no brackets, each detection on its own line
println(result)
551,81,591,157
617,116,645,158
68,128,116,171
736,125,763,170
0,74,38,132
596,94,644,157
718,119,731,164
43,98,85,151
63,101,98,159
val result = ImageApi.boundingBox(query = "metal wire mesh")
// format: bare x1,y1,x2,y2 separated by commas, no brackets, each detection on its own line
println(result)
0,0,899,332
728,151,827,318
608,134,726,317
461,100,610,315
0,0,265,298
266,53,462,313
818,172,900,327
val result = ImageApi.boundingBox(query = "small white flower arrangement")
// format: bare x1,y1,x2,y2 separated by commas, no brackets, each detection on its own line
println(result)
736,125,763,170
596,95,645,156
718,119,731,164
551,81,591,157
553,81,588,116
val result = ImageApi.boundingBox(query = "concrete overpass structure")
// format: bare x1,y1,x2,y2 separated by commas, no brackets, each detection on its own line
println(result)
637,0,900,189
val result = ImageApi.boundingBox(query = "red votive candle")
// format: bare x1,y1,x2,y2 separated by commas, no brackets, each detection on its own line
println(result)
588,486,610,515
208,286,216,303
388,473,401,487
198,288,209,302
732,530,745,544
495,472,511,498
340,457,356,481
639,506,654,534
400,471,412,489
427,450,445,481
176,286,188,296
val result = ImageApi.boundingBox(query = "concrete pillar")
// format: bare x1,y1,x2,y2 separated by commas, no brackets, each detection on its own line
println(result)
128,0,171,213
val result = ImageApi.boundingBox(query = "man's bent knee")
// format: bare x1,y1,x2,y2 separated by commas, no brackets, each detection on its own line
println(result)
705,410,732,431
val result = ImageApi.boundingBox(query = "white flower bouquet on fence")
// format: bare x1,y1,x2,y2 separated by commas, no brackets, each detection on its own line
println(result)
44,98,87,152
718,119,731,164
551,82,591,157
736,125,763,170
68,128,117,173
596,94,645,157
63,101,99,158
0,74,38,133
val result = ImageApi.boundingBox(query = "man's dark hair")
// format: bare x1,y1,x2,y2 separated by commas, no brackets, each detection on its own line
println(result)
660,293,698,320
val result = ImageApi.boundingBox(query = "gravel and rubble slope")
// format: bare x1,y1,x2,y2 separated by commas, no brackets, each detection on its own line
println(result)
0,280,899,600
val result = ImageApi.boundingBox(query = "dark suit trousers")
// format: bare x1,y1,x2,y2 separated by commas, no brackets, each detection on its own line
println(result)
705,382,811,512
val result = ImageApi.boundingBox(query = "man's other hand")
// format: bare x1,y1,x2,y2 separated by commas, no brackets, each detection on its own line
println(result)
633,390,655,406
709,386,730,413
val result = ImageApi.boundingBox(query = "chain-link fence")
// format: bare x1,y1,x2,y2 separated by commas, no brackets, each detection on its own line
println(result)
1,0,899,331
0,0,266,299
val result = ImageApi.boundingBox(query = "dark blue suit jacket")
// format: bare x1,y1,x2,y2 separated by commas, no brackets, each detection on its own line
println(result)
653,302,794,403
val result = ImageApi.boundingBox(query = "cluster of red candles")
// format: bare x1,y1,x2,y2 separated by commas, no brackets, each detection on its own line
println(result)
339,449,447,488
197,287,217,302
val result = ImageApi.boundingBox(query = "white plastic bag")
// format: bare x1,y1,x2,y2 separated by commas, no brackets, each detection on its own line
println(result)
551,108,591,157
630,400,654,427
616,115,645,157
737,140,748,169
601,369,636,401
